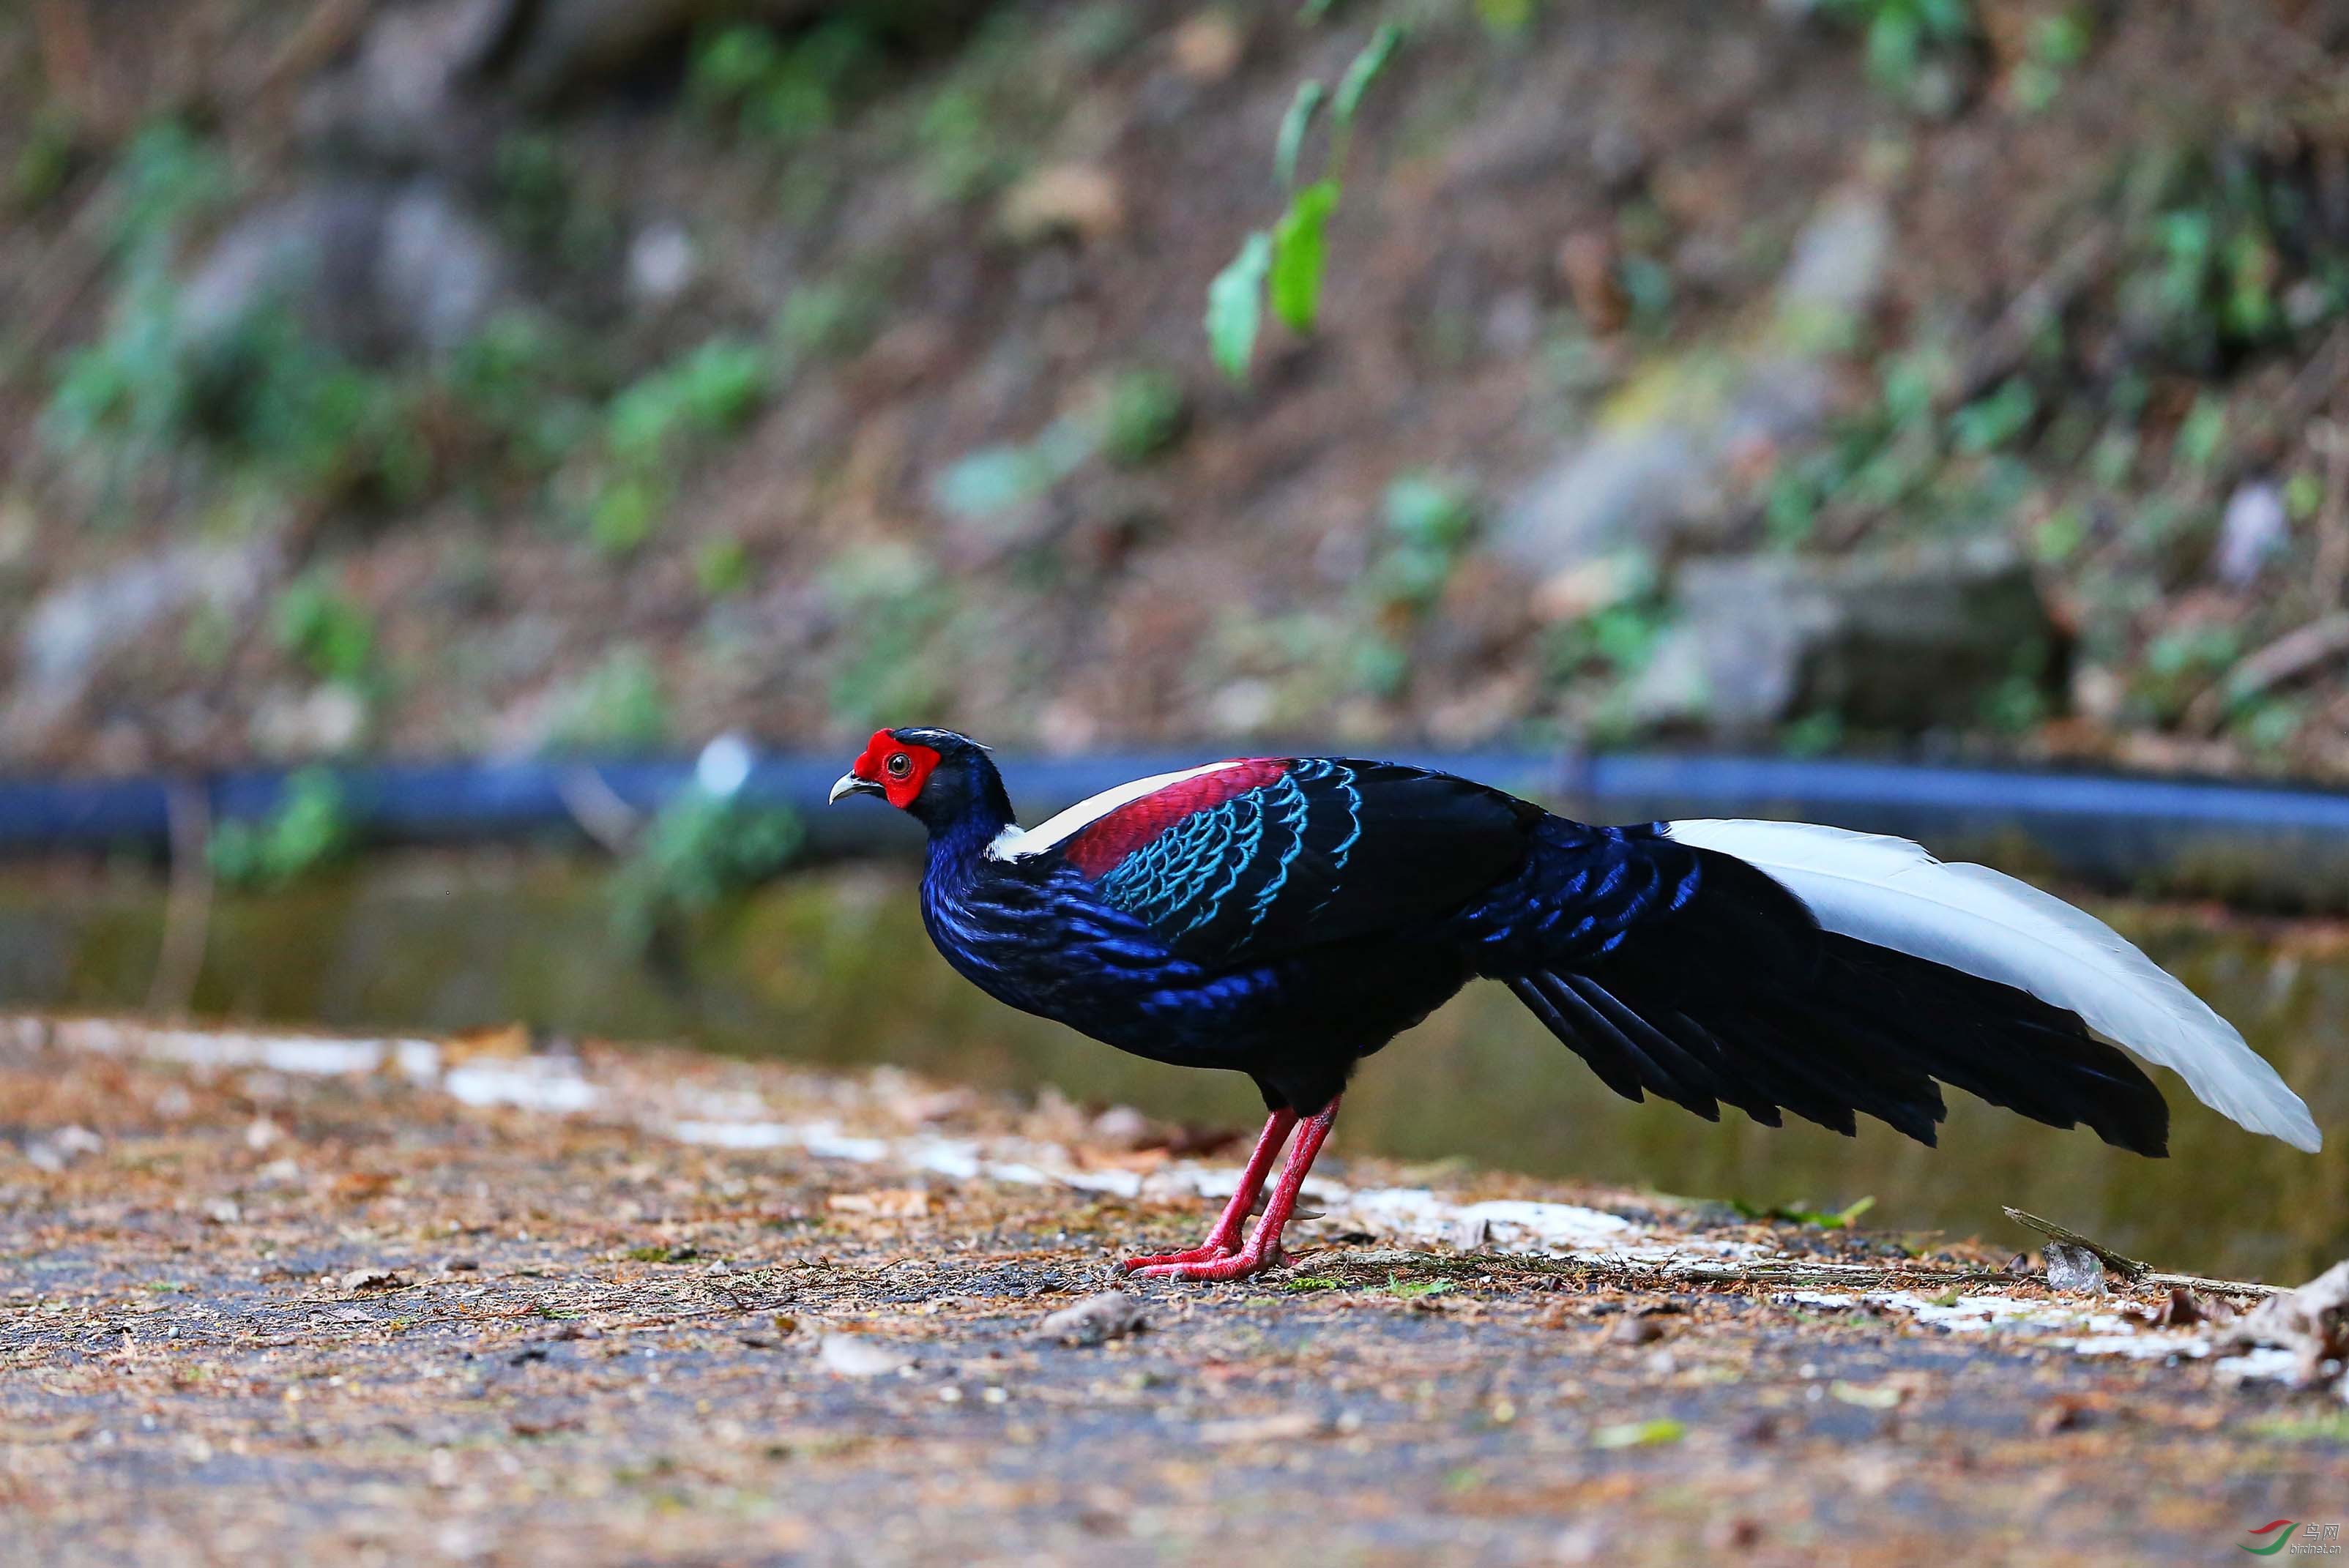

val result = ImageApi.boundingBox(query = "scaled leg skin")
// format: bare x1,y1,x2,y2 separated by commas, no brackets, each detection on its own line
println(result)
1118,1109,1295,1273
1128,1097,1340,1283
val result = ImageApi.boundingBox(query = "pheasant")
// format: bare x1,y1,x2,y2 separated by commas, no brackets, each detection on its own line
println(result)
830,728,2320,1282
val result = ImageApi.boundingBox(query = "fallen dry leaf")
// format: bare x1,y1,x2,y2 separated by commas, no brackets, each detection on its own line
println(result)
1196,1411,1323,1446
827,1188,931,1220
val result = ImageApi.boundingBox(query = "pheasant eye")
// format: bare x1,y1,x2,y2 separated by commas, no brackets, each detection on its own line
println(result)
886,753,913,780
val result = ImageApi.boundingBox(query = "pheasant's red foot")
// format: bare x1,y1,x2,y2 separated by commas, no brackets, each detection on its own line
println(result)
1115,1242,1237,1274
1125,1243,1284,1282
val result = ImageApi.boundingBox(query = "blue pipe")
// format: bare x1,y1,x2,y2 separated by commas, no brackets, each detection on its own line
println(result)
0,748,2344,908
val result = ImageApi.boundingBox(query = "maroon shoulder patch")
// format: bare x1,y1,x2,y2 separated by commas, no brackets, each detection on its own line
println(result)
1061,760,1289,878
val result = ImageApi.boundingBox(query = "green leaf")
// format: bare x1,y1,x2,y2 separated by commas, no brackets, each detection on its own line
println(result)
1727,1193,1876,1229
1830,1380,1902,1411
1473,0,1537,36
1333,23,1404,131
1270,179,1341,334
1949,378,2036,455
1831,1194,1877,1228
1205,230,1274,381
1592,1418,1684,1450
1275,81,1326,188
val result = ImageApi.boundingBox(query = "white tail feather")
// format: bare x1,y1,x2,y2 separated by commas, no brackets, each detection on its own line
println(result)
1667,818,2321,1152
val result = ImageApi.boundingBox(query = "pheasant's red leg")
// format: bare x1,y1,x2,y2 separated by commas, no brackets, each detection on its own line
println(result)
1128,1097,1339,1283
1118,1109,1296,1273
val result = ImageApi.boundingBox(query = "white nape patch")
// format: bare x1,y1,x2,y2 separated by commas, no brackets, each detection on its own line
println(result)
986,759,1254,861
1667,818,2323,1151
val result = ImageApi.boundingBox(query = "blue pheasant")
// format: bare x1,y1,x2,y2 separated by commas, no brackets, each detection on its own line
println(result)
831,728,2319,1281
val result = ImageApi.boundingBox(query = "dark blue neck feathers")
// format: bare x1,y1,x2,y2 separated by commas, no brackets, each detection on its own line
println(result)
915,755,1017,882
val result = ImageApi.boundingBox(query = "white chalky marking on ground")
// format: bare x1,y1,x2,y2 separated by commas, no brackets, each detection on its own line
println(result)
16,1012,2301,1377
2214,1346,2301,1381
442,1061,605,1114
1779,1287,2299,1381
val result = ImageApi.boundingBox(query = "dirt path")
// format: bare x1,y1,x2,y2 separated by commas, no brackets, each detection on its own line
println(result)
4,1016,2345,1567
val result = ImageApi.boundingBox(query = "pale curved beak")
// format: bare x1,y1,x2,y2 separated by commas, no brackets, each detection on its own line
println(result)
830,772,883,804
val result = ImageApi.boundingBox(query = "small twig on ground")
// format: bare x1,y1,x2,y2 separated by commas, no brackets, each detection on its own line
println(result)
2276,324,2349,440
2003,1207,2279,1299
32,0,103,127
249,0,375,101
2184,612,2349,734
2005,1206,2151,1279
1301,1245,2277,1299
1955,228,2114,406
2312,420,2349,611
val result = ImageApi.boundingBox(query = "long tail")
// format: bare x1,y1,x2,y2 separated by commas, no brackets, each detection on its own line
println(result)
1653,821,2311,1150
1494,816,2320,1160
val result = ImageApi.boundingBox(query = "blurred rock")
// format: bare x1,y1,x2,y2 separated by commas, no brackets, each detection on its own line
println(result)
182,182,510,363
1499,356,1837,572
1503,406,1706,572
20,545,266,696
250,683,370,759
1169,12,1245,83
627,220,699,309
22,1125,103,1173
1588,122,1649,193
1610,1312,1668,1345
305,0,997,146
7,544,272,747
340,1267,407,1293
299,0,516,167
1206,678,1276,735
999,163,1125,244
1776,186,1892,331
1037,1291,1147,1347
1499,189,1888,573
817,1333,915,1377
500,0,725,105
2214,479,2288,587
1483,289,1542,356
1088,1105,1155,1151
2043,1242,2107,1294
1626,541,2063,735
502,0,1002,105
1556,230,1627,335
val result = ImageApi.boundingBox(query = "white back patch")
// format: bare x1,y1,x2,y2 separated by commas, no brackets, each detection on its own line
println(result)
986,760,1254,862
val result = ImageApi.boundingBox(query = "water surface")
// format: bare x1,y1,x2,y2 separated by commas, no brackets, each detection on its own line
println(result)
2,855,2343,1280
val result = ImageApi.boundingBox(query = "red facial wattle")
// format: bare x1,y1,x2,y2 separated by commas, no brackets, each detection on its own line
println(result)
850,728,942,810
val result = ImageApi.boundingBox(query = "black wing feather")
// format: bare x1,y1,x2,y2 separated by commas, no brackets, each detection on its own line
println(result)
1089,759,1538,968
1466,826,2171,1155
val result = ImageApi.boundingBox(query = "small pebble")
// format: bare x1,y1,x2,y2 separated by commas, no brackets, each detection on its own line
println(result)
1037,1291,1147,1347
2044,1242,2107,1295
1610,1314,1667,1346
817,1334,915,1378
2038,1399,2091,1434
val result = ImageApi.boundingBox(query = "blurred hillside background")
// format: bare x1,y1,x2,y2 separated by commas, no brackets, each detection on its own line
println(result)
12,0,2349,1281
4,0,2349,780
